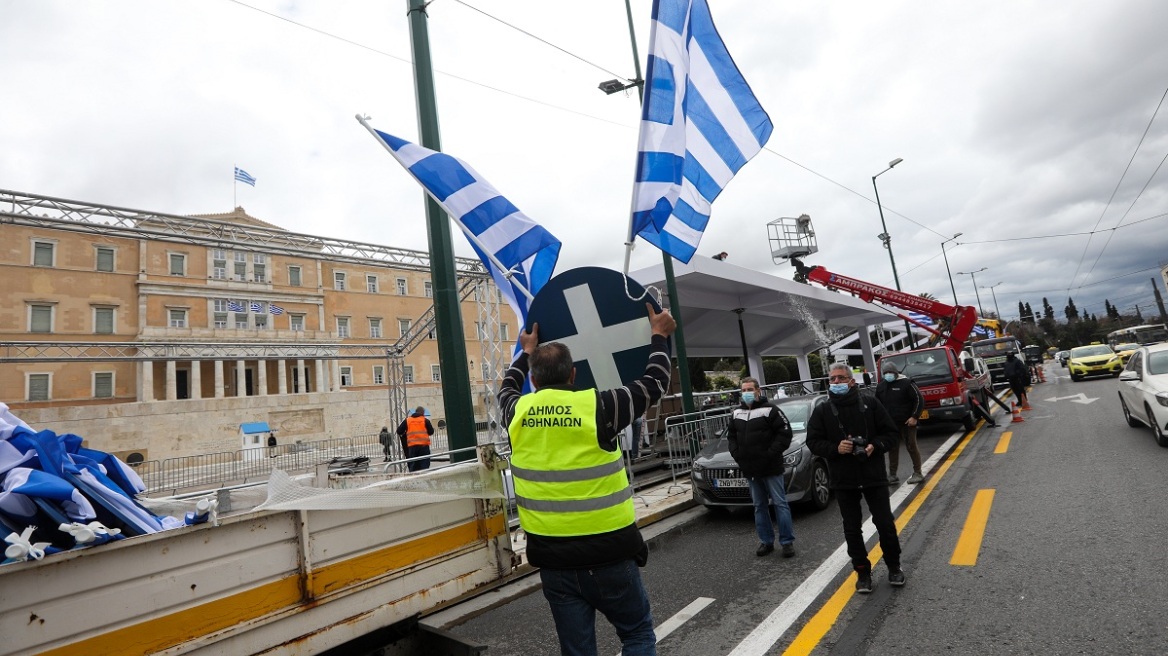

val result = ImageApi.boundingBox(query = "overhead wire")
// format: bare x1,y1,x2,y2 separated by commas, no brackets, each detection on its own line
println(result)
957,210,1168,244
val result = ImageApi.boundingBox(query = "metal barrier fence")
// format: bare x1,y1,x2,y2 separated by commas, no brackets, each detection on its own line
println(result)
660,407,734,489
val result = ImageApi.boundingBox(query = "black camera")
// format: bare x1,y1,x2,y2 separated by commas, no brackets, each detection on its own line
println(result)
849,436,868,460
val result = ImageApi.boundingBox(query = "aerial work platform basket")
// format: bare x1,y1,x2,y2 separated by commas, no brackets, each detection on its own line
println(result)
768,214,818,263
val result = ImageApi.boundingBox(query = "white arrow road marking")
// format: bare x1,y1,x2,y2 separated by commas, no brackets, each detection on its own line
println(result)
1043,393,1099,404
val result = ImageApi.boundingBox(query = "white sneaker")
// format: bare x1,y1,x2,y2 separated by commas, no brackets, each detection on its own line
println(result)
906,472,924,484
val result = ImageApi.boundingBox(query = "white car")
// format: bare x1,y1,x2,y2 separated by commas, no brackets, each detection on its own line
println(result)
1118,342,1168,447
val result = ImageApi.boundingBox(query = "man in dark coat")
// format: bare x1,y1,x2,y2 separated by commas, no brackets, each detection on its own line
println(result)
1003,352,1031,410
807,362,905,593
378,426,392,461
874,362,925,485
728,377,796,557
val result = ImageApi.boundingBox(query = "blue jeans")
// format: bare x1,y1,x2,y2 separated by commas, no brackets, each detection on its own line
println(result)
539,560,656,656
748,475,796,546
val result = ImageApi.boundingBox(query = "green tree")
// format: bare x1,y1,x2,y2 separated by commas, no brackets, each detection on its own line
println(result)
709,374,737,390
762,358,790,384
1043,297,1055,321
1065,297,1079,322
688,358,711,392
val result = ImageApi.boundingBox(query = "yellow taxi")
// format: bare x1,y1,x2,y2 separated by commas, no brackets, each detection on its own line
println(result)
1067,344,1124,381
1113,343,1140,365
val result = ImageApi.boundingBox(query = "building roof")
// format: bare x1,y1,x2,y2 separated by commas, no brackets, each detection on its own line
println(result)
192,207,287,231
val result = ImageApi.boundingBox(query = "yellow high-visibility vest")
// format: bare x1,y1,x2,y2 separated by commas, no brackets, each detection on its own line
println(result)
508,388,634,537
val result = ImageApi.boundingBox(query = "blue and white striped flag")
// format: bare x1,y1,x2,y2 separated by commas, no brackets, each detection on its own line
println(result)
227,300,245,313
269,303,284,315
234,167,256,187
365,129,561,330
250,301,263,313
629,0,773,263
908,312,935,326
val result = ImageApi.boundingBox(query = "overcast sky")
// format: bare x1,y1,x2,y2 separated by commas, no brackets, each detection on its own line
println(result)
3,0,1167,327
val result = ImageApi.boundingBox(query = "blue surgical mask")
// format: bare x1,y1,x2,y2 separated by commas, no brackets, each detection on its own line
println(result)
741,392,756,405
829,383,850,395
884,373,897,383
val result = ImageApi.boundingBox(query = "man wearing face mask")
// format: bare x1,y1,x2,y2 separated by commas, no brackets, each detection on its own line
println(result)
727,377,796,557
873,362,925,485
807,362,905,593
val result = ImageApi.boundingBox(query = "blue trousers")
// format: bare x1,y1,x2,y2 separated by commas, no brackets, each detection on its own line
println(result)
539,560,656,656
748,475,796,546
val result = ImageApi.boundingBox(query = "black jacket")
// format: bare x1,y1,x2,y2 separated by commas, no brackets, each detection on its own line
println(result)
807,387,900,489
1003,358,1029,384
874,375,924,424
727,400,792,478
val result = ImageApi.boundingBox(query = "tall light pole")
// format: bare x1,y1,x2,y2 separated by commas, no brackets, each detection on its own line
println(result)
872,157,914,347
956,268,988,316
981,282,1003,319
940,232,962,305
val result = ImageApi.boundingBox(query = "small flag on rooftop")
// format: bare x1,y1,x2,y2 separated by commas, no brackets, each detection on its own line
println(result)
227,300,245,313
269,303,284,315
249,301,263,313
234,167,256,187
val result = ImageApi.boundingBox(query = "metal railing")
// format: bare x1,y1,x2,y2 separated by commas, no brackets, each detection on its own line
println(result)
660,407,734,490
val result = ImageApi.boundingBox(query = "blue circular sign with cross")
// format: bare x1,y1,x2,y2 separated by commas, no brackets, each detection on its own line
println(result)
525,266,671,392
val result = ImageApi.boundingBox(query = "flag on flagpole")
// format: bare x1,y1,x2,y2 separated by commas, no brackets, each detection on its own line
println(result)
269,303,284,315
234,167,257,187
629,0,773,263
249,301,263,313
362,126,561,331
227,300,245,313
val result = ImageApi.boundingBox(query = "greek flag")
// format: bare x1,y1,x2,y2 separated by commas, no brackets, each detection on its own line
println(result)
365,128,561,330
908,312,935,326
269,303,284,315
629,0,773,263
234,167,256,187
227,300,245,313
250,301,263,313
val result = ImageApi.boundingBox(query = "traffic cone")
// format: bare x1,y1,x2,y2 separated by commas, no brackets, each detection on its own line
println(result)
1011,402,1025,423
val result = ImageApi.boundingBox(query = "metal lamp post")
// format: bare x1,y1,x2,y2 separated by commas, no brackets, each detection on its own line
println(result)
872,157,914,347
956,268,988,316
981,282,1003,319
941,232,962,305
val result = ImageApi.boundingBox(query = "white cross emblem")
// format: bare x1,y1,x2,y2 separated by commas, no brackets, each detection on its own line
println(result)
555,284,652,390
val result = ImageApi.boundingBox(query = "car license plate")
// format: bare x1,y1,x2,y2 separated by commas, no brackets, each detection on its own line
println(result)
715,478,747,488
919,410,929,420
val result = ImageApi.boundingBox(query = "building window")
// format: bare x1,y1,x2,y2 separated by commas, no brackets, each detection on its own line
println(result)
482,362,490,380
367,275,379,293
334,271,346,291
403,365,414,384
369,318,382,338
501,323,510,341
474,322,483,340
27,373,50,401
337,317,350,338
169,253,186,276
235,312,248,329
431,364,442,382
96,246,115,272
169,309,188,328
288,265,302,287
340,366,353,387
254,314,268,330
399,318,411,337
373,365,385,385
396,278,407,295
29,304,53,333
253,263,266,282
93,307,115,334
33,241,55,267
93,372,114,399
290,314,305,331
424,280,433,298
427,328,436,340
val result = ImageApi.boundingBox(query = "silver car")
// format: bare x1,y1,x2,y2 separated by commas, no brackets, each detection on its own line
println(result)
690,394,832,511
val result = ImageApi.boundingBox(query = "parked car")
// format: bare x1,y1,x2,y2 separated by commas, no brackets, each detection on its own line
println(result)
1118,343,1168,446
1113,343,1140,365
1055,351,1070,367
691,394,832,511
1067,344,1123,381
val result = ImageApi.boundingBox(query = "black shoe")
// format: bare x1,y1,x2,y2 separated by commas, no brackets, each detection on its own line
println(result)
781,543,796,558
889,569,906,587
855,572,874,594
756,543,774,557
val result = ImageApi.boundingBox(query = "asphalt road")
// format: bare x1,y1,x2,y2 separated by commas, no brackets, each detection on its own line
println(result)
446,363,1168,655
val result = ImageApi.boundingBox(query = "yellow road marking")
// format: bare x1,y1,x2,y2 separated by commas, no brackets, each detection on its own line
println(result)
994,431,1012,453
950,489,995,566
783,423,982,656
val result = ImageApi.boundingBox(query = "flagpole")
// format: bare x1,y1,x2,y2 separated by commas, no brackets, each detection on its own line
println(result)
233,165,237,208
355,115,534,303
622,0,696,415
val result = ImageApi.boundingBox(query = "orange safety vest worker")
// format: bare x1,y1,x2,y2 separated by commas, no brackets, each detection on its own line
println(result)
405,415,430,448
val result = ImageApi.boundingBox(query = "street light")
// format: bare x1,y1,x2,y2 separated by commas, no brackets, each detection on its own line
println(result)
956,267,988,316
940,232,963,305
872,157,913,346
981,282,1004,319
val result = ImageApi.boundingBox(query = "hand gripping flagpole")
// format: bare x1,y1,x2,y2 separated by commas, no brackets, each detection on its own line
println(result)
355,114,534,304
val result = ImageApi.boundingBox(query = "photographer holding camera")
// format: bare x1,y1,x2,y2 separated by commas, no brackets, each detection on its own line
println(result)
807,363,905,593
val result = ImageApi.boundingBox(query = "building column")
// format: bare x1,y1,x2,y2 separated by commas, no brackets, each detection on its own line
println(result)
859,327,878,376
165,360,177,401
277,359,288,395
139,360,154,402
747,352,765,386
190,361,202,400
296,359,306,393
315,359,326,394
257,359,268,396
796,354,812,380
331,360,342,391
214,360,225,398
236,359,246,396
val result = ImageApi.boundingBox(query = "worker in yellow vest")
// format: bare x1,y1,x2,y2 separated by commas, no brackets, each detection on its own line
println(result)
498,303,675,656
395,406,434,472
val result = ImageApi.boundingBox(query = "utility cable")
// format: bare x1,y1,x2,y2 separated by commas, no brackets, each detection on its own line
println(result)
957,210,1168,244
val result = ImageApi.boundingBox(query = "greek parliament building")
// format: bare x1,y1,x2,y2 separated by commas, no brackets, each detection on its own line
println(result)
0,189,510,462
